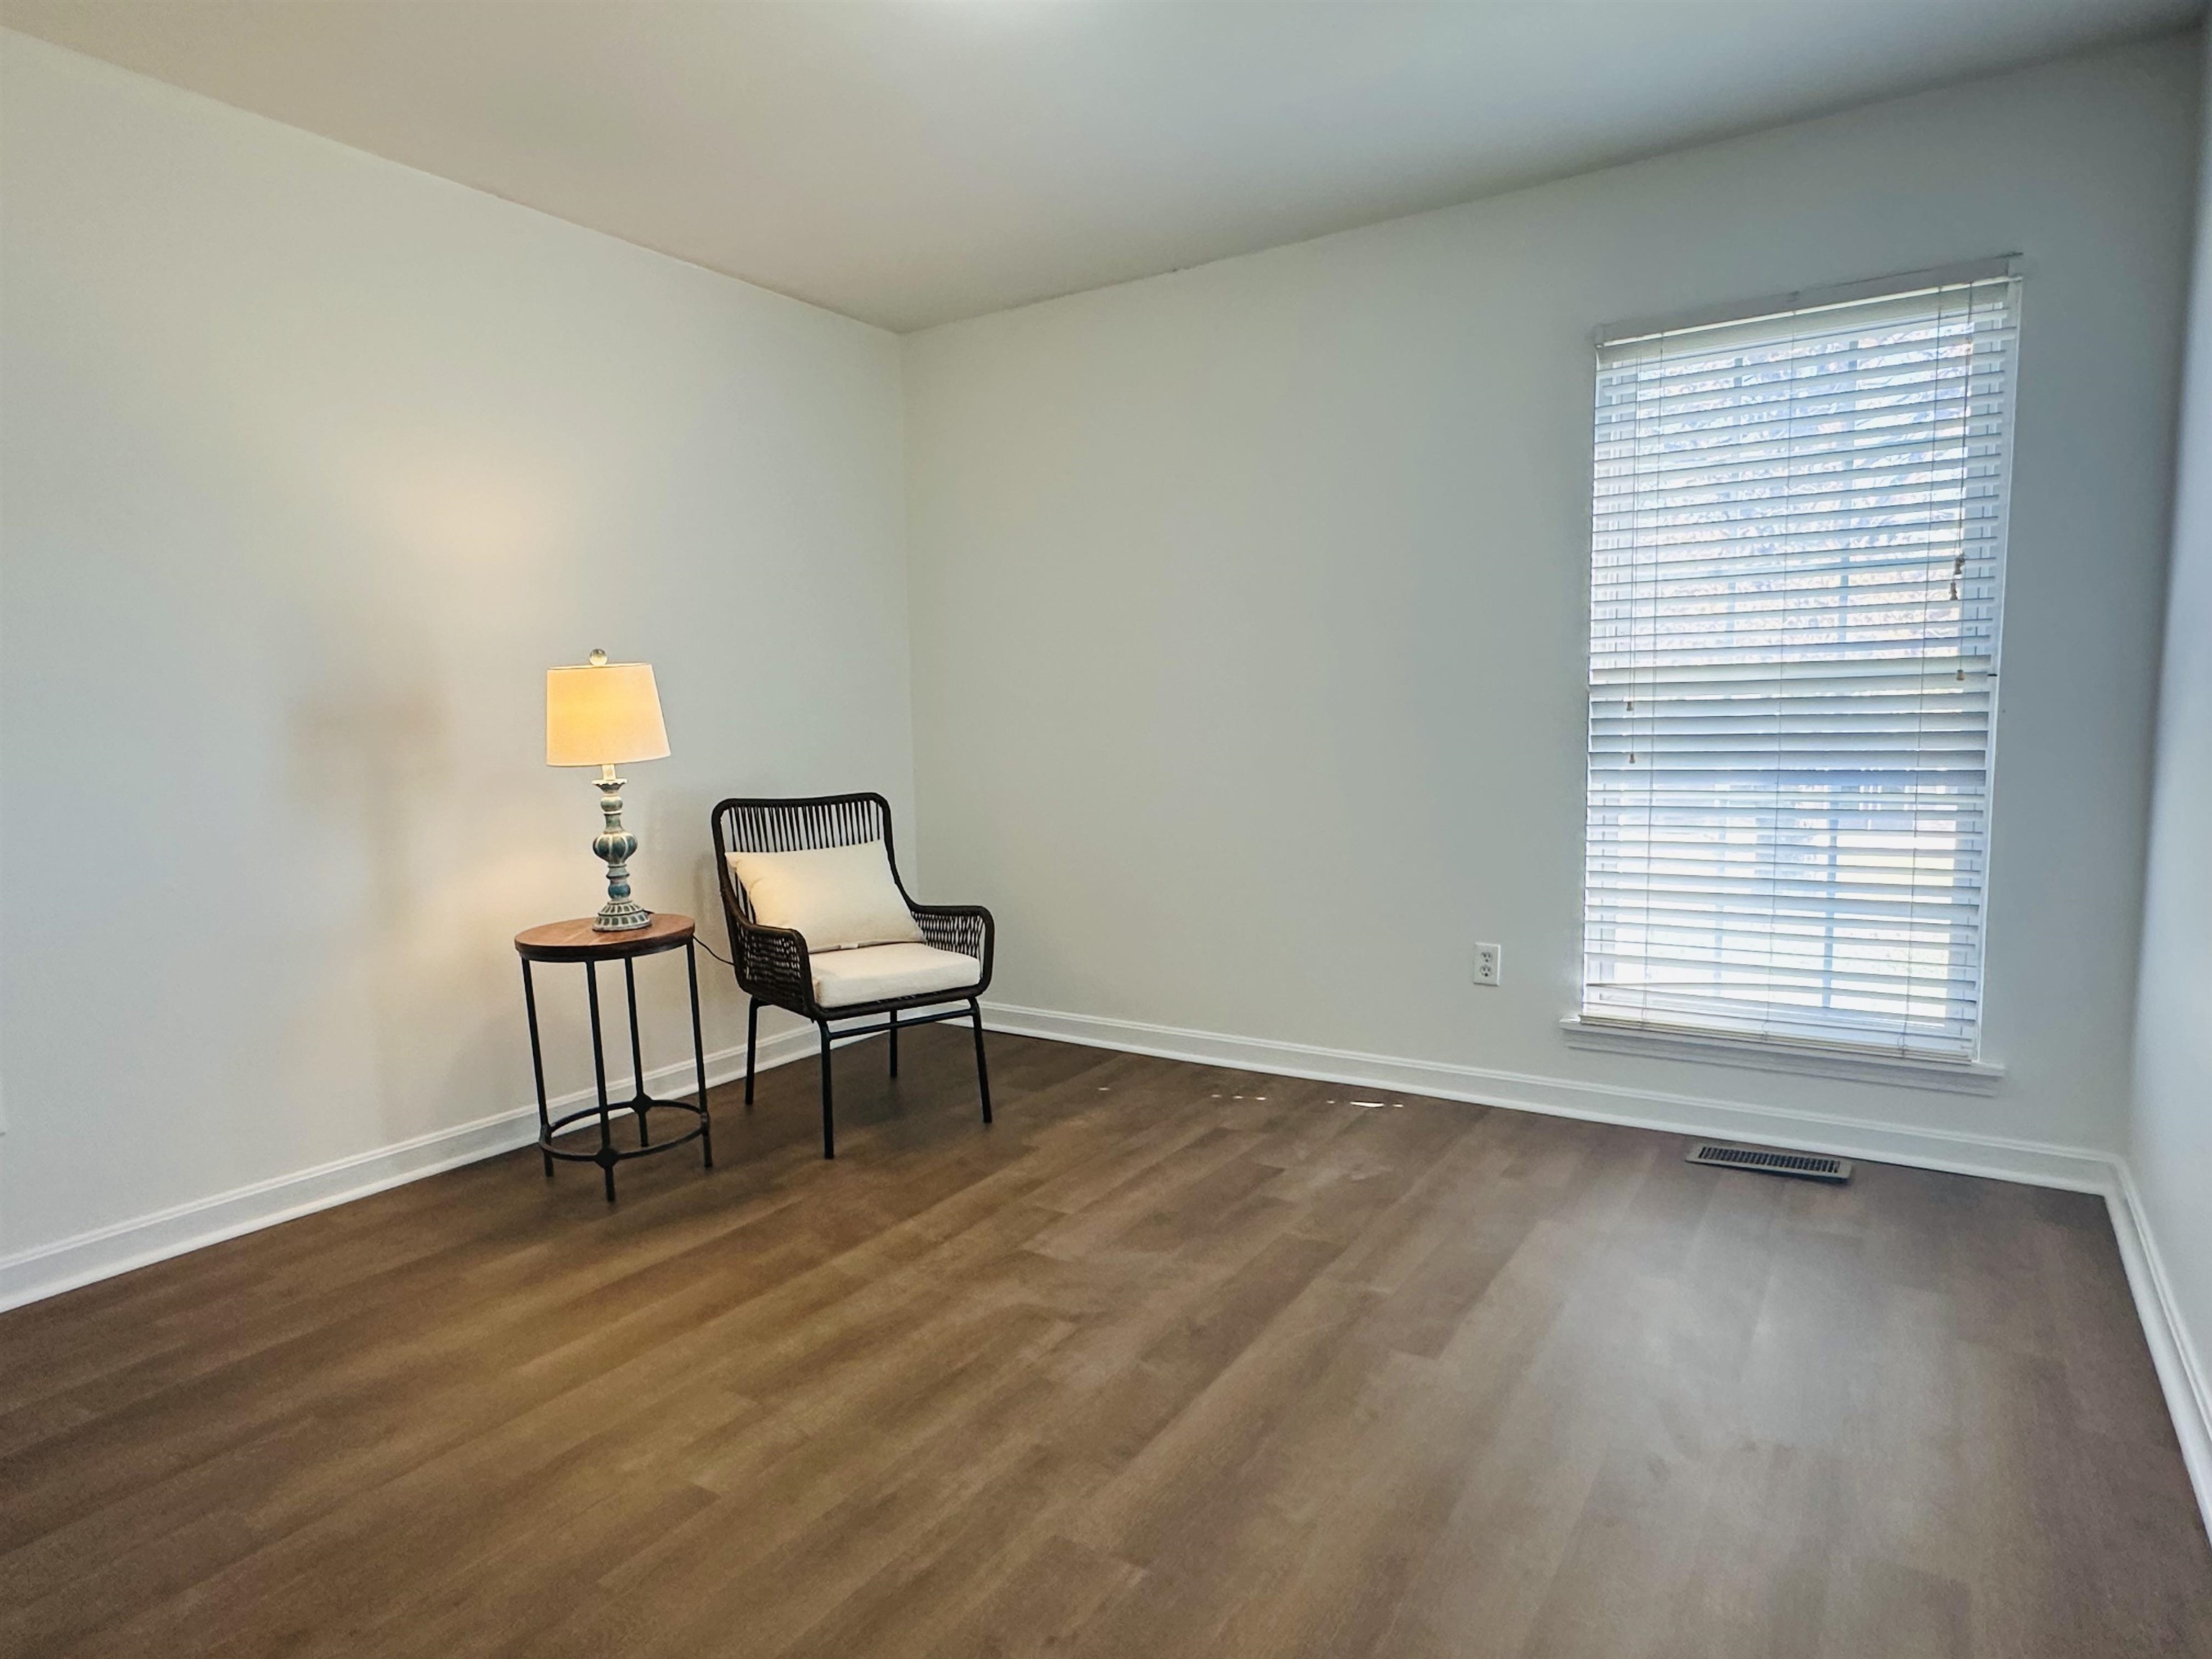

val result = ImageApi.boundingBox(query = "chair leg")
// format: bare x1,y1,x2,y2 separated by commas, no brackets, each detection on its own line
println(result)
889,1009,899,1078
745,997,759,1107
971,999,992,1125
818,1022,836,1160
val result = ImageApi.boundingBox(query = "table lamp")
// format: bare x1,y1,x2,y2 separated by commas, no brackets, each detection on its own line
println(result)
545,649,671,931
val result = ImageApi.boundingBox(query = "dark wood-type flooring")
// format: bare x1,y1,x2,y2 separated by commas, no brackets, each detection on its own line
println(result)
2,1030,2207,1658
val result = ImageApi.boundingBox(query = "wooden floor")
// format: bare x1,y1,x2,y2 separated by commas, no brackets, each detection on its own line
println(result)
1,1031,2206,1658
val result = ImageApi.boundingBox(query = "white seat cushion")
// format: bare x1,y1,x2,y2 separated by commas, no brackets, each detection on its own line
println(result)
726,840,922,953
809,943,981,1009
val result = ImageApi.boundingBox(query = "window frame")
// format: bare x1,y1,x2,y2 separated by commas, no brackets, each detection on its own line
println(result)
1568,259,2023,1083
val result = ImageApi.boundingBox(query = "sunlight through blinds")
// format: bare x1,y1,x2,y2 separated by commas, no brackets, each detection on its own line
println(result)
1580,269,2020,1060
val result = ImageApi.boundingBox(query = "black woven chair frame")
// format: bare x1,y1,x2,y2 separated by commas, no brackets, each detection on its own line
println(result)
710,791,994,1159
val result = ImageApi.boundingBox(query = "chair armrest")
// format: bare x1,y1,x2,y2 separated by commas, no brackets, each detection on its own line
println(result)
911,903,994,988
732,917,813,1011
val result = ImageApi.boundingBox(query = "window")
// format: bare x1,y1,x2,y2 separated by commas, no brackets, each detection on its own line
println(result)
1578,266,2020,1063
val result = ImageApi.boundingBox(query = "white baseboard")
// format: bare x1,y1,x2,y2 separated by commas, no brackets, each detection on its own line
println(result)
0,1025,822,1313
982,1002,2115,1190
2106,1163,2212,1537
982,998,2212,1541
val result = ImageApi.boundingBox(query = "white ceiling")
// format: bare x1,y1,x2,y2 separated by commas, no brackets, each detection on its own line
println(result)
3,1,2200,333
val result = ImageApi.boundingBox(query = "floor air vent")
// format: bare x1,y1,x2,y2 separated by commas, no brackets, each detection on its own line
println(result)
1686,1142,1852,1184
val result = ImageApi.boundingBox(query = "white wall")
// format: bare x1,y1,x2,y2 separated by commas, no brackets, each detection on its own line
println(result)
0,33,913,1279
904,37,2200,1166
2130,24,2212,1490
4,22,2202,1315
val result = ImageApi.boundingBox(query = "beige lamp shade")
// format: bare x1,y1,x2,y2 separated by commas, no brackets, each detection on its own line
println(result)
545,653,671,767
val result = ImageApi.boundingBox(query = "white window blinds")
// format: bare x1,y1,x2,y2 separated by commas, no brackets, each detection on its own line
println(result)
1580,268,2020,1061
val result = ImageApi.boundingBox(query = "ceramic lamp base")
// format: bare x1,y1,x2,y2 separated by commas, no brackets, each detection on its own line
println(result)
588,768,652,932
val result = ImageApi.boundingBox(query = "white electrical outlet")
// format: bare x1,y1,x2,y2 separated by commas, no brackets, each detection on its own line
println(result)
1473,943,1501,986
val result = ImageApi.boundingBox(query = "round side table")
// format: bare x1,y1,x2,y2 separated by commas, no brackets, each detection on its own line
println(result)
515,912,711,1201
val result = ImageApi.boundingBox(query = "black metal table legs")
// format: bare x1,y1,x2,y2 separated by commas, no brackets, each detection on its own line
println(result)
519,940,711,1202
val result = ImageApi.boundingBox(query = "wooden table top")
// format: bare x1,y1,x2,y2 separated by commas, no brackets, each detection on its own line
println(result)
513,912,696,962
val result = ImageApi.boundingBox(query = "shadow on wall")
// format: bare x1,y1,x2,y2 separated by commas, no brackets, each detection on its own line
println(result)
665,782,780,1041
290,684,451,914
285,678,492,1140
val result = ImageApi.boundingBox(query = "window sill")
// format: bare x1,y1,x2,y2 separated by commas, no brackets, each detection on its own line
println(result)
1558,1015,2005,1095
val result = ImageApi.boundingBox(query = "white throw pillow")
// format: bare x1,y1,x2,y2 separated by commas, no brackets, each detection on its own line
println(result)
725,840,922,953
